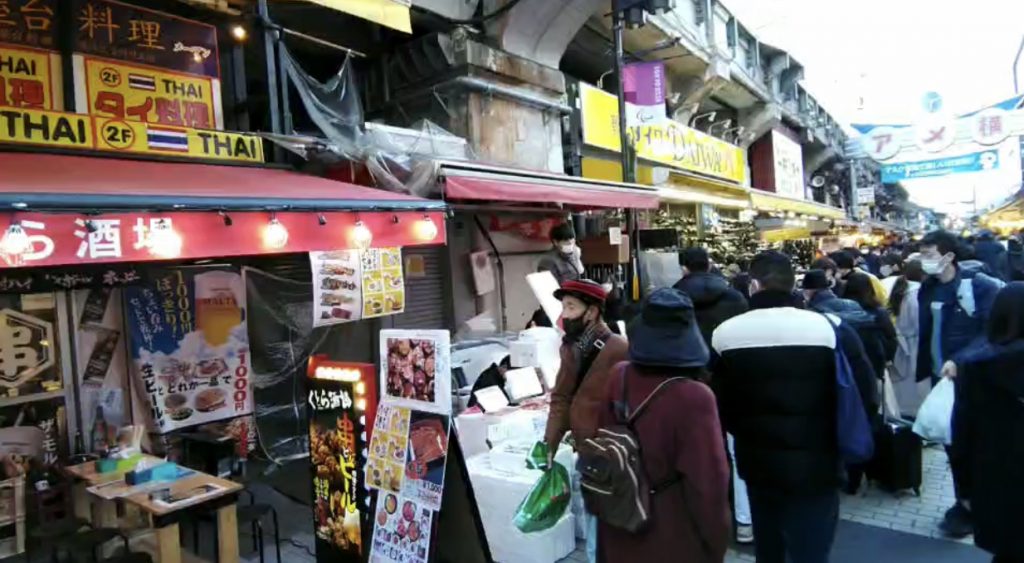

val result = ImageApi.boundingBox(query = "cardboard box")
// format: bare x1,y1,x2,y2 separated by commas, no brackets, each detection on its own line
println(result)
580,235,630,265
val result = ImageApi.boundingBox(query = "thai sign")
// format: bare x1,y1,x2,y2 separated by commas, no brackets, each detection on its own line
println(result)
0,107,262,162
579,82,747,185
0,43,60,110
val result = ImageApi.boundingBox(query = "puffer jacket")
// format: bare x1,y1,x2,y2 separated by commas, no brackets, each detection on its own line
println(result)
673,272,748,348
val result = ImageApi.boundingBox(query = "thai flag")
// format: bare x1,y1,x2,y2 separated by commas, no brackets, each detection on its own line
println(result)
147,126,189,153
128,73,156,91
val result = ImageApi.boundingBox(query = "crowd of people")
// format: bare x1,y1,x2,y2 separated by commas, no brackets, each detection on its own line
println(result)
538,223,1024,563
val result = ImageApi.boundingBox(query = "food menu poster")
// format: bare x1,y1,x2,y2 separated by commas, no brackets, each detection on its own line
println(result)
309,377,366,562
310,248,405,328
379,330,451,415
366,405,450,508
370,493,433,563
366,404,409,495
123,266,253,433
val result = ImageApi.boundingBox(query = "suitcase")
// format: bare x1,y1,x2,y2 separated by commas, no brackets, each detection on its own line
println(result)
867,418,923,495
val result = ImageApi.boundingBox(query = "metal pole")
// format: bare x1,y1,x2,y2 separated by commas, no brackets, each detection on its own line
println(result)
1014,35,1024,94
613,10,641,302
257,0,284,161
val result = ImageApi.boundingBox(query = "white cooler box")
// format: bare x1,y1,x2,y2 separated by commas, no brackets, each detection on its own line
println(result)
466,452,577,563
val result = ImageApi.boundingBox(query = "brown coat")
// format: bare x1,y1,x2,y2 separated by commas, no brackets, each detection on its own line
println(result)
544,324,628,451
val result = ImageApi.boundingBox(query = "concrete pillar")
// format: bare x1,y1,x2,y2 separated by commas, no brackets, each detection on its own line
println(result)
485,0,605,69
668,55,731,122
804,145,838,180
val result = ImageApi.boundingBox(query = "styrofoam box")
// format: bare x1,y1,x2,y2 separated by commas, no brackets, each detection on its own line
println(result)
466,453,577,563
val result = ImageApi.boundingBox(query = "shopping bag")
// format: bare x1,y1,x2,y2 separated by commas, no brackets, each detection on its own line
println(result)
513,442,571,533
913,378,955,445
882,370,902,422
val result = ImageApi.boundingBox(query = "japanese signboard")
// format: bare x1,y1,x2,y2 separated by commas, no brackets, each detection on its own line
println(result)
0,0,57,50
0,211,444,270
124,267,252,433
73,0,219,78
0,292,63,399
0,43,60,110
0,400,66,467
0,264,145,294
881,149,1001,183
309,375,369,562
80,56,222,130
0,107,263,162
579,82,747,185
771,131,805,200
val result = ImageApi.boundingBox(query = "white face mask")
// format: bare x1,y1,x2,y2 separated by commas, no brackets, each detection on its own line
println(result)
559,243,575,255
920,258,944,276
880,265,893,277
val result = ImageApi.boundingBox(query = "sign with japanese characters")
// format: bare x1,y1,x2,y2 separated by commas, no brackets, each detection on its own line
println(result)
73,0,219,78
0,292,64,399
81,56,222,130
0,401,66,467
0,43,60,110
0,107,262,161
309,375,368,562
0,0,57,50
771,130,805,200
0,211,445,269
124,267,252,433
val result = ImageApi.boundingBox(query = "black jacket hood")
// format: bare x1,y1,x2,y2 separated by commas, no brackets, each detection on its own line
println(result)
674,272,729,305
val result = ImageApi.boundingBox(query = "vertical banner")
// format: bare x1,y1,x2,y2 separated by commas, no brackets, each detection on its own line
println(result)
309,377,367,562
124,267,252,433
622,61,666,127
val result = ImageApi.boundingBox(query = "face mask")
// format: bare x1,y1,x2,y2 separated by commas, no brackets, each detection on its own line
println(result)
559,243,575,255
562,315,588,338
921,258,944,276
880,265,893,277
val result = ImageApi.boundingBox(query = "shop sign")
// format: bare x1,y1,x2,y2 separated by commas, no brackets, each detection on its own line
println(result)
0,107,263,162
74,0,219,78
772,131,805,200
124,266,252,433
0,401,66,466
0,43,59,110
81,56,222,130
972,108,1009,146
0,264,144,294
0,211,445,269
0,0,57,49
880,149,1000,183
0,307,53,388
857,186,876,205
579,82,747,184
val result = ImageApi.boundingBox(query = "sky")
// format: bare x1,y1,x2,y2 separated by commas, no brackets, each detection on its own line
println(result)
721,0,1024,213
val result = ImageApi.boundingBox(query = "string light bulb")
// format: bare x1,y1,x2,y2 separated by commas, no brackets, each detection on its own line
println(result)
351,221,372,249
414,215,439,241
263,216,289,249
1,223,30,260
148,219,183,258
231,24,248,42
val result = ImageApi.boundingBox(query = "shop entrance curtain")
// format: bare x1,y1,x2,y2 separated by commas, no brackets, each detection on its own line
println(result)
303,0,412,33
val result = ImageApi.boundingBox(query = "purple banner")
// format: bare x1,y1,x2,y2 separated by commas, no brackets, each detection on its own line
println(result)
73,0,220,78
623,61,665,107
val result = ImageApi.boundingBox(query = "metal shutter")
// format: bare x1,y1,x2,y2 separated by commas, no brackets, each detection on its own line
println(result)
390,245,449,330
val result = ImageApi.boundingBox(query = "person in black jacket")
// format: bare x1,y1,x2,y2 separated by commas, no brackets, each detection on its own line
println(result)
973,230,1010,282
674,247,749,349
712,252,877,563
845,272,899,374
954,282,1024,563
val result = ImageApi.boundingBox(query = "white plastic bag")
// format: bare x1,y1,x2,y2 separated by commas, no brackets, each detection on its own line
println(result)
912,378,955,444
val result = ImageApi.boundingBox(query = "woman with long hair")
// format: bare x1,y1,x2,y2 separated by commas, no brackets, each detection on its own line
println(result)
845,272,898,379
953,282,1024,563
887,258,930,417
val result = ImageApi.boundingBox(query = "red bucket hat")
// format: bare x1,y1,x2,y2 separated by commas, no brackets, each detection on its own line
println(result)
553,279,608,307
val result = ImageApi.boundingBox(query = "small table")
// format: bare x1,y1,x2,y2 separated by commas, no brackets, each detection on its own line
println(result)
65,459,242,563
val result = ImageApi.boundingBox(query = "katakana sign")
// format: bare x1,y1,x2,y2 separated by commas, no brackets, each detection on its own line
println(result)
0,308,54,388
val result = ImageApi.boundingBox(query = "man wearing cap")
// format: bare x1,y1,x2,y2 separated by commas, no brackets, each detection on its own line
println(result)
545,279,627,563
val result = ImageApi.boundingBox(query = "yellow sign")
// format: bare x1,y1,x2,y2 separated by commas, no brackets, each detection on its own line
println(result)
0,107,263,163
304,0,411,33
0,43,61,110
579,83,748,185
83,56,221,130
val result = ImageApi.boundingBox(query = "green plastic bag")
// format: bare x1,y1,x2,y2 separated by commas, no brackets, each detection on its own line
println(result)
513,443,571,533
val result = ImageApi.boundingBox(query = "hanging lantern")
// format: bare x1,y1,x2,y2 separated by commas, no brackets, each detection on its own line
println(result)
263,217,289,249
148,219,183,258
352,221,373,249
414,215,439,242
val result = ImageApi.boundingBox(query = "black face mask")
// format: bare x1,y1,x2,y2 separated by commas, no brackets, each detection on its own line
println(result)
563,315,588,338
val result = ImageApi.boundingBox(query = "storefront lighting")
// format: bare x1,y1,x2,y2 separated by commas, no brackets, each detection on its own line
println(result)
219,211,233,227
414,215,438,242
231,25,248,42
263,215,289,249
354,381,366,395
314,366,361,382
355,397,367,412
352,220,373,249
1,223,30,259
148,219,182,258
317,213,327,226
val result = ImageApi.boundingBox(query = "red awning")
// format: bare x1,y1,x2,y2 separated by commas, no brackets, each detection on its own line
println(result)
0,153,442,211
440,166,659,209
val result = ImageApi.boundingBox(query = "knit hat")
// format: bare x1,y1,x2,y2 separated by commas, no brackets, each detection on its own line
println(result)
801,269,831,290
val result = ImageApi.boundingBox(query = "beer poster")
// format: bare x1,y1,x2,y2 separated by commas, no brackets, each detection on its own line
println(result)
124,266,253,433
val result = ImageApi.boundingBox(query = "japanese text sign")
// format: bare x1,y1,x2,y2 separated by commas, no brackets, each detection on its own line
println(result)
0,0,56,50
124,267,251,434
0,44,59,110
771,131,805,200
0,107,262,162
73,0,219,78
82,56,222,130
579,82,747,185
